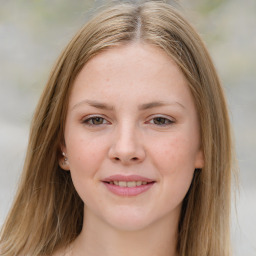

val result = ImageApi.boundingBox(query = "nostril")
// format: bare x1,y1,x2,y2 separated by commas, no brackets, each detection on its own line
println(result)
113,156,138,162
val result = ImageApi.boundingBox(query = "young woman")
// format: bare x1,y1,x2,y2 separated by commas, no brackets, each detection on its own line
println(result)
0,1,235,255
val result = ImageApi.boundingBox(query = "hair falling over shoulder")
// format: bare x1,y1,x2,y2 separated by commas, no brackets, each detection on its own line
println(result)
0,1,236,255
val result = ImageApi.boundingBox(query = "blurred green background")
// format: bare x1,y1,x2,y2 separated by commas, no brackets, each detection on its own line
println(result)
0,1,255,255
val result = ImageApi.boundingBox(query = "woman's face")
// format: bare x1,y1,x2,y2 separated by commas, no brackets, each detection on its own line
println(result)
61,43,204,231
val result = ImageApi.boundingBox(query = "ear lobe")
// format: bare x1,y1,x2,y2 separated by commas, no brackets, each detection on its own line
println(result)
59,146,70,171
195,149,204,169
59,156,70,171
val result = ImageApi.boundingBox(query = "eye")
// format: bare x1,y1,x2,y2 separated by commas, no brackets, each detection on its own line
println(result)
82,116,109,126
149,116,174,126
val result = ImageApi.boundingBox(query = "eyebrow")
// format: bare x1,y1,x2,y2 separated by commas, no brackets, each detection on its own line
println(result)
138,101,185,110
72,100,114,111
72,100,185,111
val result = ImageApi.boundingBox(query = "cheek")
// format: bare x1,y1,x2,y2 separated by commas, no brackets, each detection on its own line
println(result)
65,132,110,193
151,135,197,173
152,134,197,201
66,135,109,204
153,137,196,206
66,132,107,165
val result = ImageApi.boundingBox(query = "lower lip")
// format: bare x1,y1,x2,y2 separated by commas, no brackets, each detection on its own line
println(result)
103,182,155,196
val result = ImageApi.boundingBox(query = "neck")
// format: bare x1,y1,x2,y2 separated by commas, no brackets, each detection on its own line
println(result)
72,208,179,256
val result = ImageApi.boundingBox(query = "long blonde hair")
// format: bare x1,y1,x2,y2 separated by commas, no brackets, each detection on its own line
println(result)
0,1,234,255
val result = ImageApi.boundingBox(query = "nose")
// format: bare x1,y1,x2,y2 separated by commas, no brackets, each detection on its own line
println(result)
108,123,146,165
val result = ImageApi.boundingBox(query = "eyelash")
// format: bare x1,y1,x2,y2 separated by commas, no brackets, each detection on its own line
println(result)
82,116,109,126
148,116,175,126
81,115,175,127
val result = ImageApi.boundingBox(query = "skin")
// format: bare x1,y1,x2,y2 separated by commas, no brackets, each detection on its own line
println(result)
58,43,204,256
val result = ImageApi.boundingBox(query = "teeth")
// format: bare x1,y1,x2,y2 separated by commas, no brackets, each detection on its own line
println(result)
108,181,150,187
127,181,136,187
136,181,142,186
119,181,126,187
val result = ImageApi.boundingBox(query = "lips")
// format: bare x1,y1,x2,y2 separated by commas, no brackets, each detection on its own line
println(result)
102,175,156,196
103,174,154,182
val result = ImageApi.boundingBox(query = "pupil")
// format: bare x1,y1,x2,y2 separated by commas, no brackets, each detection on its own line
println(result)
155,117,165,124
93,117,103,124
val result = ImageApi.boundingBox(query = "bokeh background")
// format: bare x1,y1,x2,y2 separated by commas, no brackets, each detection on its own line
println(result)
0,0,255,255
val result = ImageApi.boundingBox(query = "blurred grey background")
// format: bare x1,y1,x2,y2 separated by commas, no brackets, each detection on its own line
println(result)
0,0,255,255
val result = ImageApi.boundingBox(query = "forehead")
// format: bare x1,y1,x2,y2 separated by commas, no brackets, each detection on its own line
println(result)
78,43,182,82
69,43,194,109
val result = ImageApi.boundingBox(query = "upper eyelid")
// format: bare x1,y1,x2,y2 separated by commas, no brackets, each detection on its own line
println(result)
147,114,175,121
82,114,108,120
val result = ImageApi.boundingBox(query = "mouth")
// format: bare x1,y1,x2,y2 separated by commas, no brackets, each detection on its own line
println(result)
103,180,155,187
102,175,156,196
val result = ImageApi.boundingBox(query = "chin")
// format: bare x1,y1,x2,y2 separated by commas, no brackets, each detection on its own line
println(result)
102,207,158,232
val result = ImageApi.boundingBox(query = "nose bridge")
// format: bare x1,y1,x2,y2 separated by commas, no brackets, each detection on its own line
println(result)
109,119,145,164
117,121,137,149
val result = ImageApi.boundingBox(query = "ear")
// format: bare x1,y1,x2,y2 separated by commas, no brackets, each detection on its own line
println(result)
59,145,70,171
195,149,204,169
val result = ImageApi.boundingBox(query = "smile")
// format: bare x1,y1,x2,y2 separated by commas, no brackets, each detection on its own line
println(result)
102,175,156,196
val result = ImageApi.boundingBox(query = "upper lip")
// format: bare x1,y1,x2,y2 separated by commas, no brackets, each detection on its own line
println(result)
102,175,155,182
